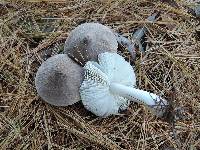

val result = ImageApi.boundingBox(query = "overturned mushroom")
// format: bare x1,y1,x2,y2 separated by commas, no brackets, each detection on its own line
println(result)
35,54,83,106
64,23,118,66
80,52,168,117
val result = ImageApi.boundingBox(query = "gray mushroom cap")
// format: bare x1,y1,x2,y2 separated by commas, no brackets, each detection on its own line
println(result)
35,54,83,106
64,23,118,65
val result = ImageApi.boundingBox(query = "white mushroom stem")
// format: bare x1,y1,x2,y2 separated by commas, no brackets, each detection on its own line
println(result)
110,83,162,105
110,83,168,116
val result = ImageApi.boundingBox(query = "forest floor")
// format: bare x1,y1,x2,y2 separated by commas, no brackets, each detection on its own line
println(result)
0,0,200,149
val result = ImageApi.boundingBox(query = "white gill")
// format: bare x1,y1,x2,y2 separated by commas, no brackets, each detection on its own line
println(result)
80,52,168,117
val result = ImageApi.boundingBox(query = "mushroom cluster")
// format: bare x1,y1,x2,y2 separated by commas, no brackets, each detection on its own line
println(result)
35,23,117,106
35,22,168,117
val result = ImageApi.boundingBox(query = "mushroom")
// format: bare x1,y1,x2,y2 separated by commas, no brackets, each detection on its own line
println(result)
35,54,83,106
64,23,118,66
80,52,168,117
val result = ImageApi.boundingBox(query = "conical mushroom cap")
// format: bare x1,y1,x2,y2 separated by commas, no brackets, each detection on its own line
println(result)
64,23,118,65
80,52,136,117
35,54,83,106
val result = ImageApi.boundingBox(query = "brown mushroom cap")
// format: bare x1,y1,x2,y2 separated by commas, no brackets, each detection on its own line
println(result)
35,54,83,106
64,23,118,66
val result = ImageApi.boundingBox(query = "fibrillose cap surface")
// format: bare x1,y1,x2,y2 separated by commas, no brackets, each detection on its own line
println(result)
64,23,118,65
35,54,83,106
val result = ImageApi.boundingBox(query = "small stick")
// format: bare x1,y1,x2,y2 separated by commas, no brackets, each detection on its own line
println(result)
115,12,160,60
